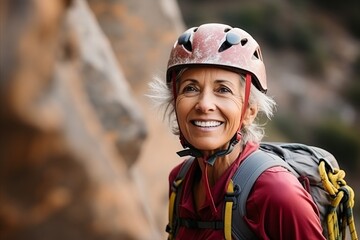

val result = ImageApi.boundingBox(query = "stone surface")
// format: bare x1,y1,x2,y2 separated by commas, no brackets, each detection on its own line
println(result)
0,0,164,239
69,0,147,167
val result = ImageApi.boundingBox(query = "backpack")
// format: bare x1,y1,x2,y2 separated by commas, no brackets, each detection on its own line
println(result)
166,142,358,240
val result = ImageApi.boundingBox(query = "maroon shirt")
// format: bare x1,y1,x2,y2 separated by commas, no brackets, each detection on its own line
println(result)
168,142,325,239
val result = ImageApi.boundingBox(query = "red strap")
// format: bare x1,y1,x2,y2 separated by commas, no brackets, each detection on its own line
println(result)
172,71,186,146
238,74,251,136
203,162,218,216
172,71,178,100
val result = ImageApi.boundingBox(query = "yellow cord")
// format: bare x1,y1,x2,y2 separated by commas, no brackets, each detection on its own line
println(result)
319,161,358,240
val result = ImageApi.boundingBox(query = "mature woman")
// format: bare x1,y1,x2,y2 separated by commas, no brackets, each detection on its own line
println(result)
149,23,324,240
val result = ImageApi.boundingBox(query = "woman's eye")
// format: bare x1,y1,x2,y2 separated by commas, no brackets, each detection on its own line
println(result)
218,86,232,94
182,85,197,93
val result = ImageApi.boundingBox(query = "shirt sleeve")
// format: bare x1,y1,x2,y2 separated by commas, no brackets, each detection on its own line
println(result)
244,166,326,240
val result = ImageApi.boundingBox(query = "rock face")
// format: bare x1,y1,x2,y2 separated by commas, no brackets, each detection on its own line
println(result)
69,0,147,167
86,1,186,237
0,0,184,238
87,0,184,88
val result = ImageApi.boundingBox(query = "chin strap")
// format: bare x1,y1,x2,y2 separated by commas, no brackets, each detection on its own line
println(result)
176,132,240,165
176,147,203,158
204,133,240,166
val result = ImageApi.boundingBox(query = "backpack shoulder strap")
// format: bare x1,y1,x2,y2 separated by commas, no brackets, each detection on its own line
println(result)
230,150,293,239
176,157,195,181
167,157,195,239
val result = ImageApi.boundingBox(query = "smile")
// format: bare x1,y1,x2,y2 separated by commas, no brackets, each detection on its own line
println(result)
192,120,223,128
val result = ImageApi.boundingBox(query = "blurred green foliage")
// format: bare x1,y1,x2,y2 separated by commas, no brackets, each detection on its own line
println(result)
180,0,360,78
312,120,360,170
312,0,360,38
343,55,360,110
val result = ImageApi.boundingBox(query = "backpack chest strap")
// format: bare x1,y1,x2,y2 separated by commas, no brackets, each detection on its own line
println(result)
178,218,224,229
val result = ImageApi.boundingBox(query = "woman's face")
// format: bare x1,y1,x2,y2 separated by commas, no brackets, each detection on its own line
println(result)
175,66,246,152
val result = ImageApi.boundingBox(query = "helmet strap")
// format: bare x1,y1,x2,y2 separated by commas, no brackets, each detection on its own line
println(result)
171,71,178,100
177,131,201,157
239,73,252,131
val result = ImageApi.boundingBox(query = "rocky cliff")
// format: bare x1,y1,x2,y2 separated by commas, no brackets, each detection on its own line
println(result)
0,0,183,239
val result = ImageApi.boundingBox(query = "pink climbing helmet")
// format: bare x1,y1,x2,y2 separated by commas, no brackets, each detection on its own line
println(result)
166,23,267,93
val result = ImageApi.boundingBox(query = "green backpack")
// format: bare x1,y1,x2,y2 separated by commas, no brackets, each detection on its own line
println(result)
166,142,358,240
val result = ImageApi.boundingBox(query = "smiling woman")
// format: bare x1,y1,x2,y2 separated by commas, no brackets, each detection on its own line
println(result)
149,67,275,150
148,23,326,240
175,67,246,153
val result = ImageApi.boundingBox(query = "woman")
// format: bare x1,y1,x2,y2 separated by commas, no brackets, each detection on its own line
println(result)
149,23,325,239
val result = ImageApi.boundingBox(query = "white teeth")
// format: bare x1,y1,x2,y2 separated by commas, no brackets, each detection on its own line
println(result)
193,121,221,127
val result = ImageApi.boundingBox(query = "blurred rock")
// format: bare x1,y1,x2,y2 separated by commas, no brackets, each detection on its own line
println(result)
0,0,156,239
86,0,186,237
69,0,147,167
87,0,184,88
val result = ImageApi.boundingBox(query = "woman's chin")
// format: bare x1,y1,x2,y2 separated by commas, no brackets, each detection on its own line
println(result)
191,143,226,153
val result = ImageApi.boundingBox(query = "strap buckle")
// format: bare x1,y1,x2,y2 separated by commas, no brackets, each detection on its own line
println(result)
224,184,240,209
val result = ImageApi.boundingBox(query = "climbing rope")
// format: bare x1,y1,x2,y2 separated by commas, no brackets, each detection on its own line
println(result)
319,161,358,240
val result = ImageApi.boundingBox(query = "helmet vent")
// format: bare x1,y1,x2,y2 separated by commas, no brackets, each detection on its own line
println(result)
240,38,248,46
218,41,231,53
253,50,259,60
219,32,241,52
177,31,193,52
252,49,263,61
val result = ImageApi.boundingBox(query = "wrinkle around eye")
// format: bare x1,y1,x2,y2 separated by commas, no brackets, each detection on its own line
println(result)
216,86,233,94
183,85,198,93
178,79,198,92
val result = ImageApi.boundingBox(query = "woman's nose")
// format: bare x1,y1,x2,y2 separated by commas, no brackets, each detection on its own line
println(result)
195,90,216,113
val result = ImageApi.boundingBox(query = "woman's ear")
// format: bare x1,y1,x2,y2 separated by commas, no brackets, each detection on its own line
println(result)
243,104,258,126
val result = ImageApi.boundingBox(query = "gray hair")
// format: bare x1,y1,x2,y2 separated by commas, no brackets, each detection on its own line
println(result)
147,72,276,146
